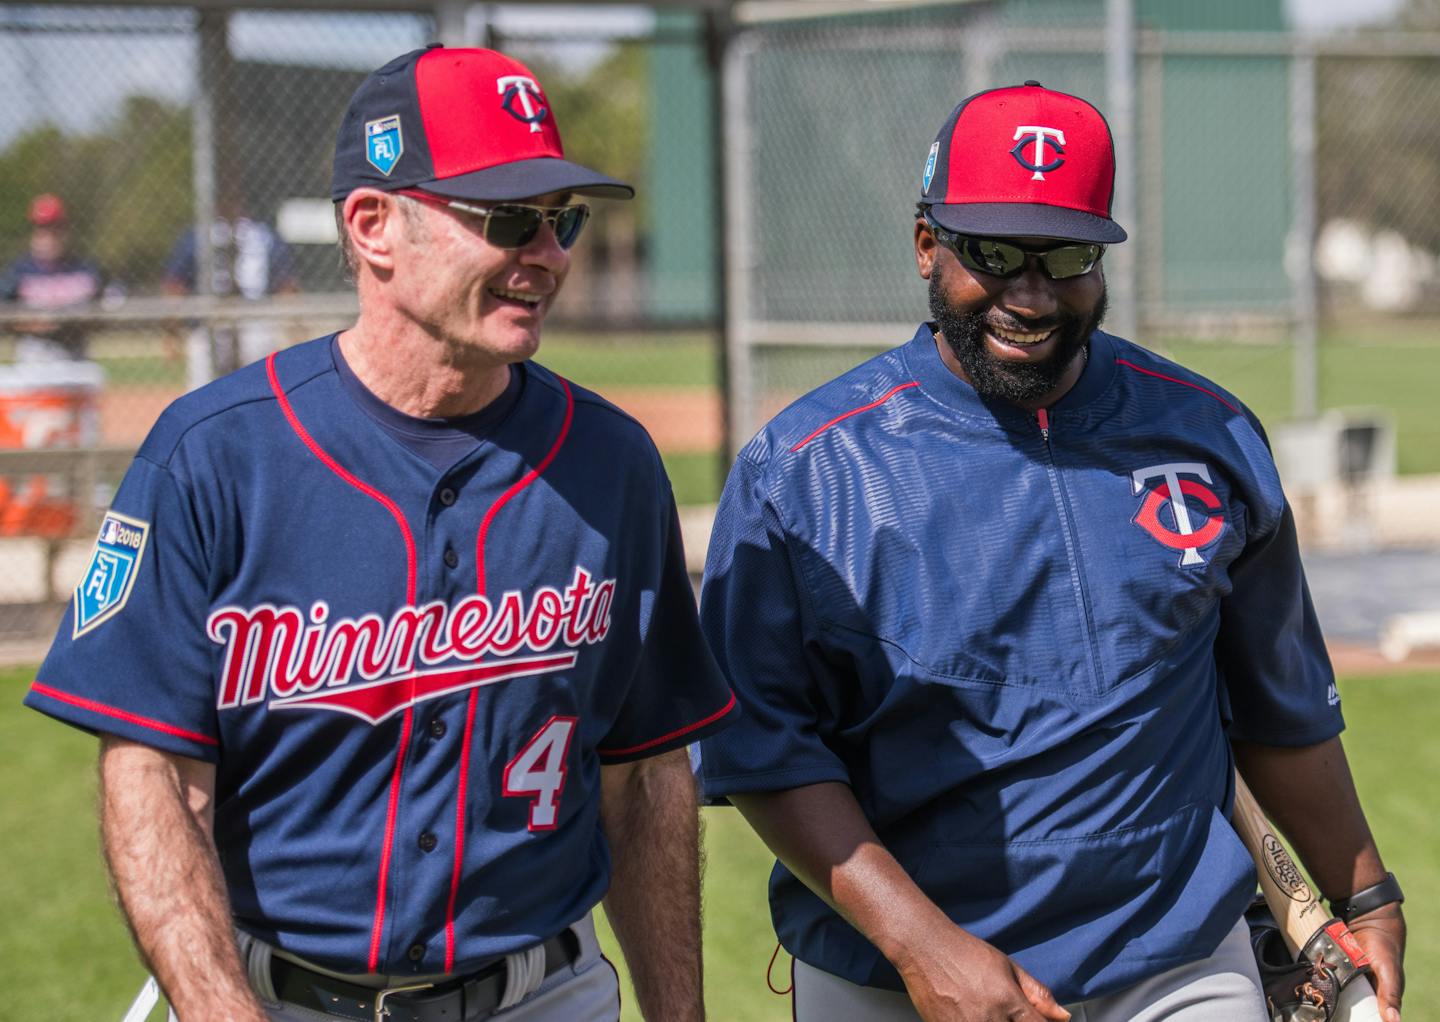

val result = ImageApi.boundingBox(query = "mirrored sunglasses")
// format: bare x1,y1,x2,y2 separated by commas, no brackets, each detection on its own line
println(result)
398,190,590,250
925,213,1104,281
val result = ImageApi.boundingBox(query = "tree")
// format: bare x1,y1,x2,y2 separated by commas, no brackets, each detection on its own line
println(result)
1315,1,1440,251
0,96,193,289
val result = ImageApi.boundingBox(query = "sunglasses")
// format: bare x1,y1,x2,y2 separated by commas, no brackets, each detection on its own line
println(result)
924,213,1104,281
396,189,590,250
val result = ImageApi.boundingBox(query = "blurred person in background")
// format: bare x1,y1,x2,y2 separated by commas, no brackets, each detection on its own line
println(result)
163,196,299,389
1,193,118,363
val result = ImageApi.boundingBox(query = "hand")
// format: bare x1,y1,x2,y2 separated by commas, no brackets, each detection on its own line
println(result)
1350,904,1405,1022
894,924,1070,1022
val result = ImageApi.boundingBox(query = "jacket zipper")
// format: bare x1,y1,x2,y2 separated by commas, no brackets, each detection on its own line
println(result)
1036,408,1107,696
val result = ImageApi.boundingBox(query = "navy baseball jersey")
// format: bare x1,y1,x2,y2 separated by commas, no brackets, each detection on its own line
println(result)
27,335,736,975
698,325,1341,1003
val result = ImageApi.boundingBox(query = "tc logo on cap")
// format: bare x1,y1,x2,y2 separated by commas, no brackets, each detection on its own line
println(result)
365,115,404,176
498,74,548,133
1011,125,1066,181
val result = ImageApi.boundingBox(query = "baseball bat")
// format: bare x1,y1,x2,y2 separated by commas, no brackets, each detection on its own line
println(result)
1231,770,1384,1022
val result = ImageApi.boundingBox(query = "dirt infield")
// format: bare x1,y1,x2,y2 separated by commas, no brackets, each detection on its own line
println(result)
99,386,176,445
1326,643,1440,677
99,385,724,452
596,388,722,452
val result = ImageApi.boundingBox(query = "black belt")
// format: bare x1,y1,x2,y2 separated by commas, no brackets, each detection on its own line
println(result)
270,931,578,1022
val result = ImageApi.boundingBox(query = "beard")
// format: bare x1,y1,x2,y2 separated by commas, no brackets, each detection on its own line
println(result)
928,264,1107,405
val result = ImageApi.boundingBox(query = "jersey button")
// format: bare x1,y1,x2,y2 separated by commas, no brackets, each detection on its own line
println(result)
407,943,426,962
418,831,438,852
438,487,457,507
428,718,447,739
443,547,459,569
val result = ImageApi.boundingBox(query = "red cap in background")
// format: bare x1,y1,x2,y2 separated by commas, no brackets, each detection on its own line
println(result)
28,193,67,227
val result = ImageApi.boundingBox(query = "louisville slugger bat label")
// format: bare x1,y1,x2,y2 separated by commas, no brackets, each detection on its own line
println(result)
1261,834,1314,901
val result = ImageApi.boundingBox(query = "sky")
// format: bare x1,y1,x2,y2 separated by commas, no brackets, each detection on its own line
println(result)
0,0,1416,150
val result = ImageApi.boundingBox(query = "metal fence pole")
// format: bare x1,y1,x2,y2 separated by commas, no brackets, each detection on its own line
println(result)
706,7,734,470
1106,0,1138,342
191,8,224,386
722,31,757,457
434,0,468,46
1289,42,1319,420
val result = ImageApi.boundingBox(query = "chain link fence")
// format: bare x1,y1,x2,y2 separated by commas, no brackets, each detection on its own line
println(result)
722,6,1440,507
0,2,724,641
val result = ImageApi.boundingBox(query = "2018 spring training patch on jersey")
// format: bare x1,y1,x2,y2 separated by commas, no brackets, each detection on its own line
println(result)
73,511,150,638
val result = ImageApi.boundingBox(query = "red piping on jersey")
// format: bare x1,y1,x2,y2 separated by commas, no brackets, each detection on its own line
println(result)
266,354,419,598
597,690,738,758
369,707,414,970
264,353,421,973
472,376,575,593
29,681,219,746
1113,358,1241,414
789,382,920,453
443,686,481,973
442,375,575,970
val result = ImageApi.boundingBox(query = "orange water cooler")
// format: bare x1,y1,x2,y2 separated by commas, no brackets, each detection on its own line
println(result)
0,362,105,537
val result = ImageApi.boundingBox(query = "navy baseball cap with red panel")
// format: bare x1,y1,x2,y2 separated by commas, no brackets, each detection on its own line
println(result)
920,81,1126,244
332,45,633,203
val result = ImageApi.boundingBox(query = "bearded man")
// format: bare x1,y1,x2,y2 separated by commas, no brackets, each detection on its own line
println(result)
694,82,1404,1022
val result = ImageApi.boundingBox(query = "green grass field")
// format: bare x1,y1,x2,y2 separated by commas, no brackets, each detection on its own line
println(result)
2,666,1435,1020
1160,325,1440,477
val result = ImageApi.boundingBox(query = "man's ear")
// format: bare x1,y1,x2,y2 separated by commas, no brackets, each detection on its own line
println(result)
343,190,400,273
915,218,939,281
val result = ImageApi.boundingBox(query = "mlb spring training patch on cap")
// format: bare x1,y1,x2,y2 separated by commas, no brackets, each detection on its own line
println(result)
921,80,1127,244
73,511,150,638
365,114,404,176
332,46,633,203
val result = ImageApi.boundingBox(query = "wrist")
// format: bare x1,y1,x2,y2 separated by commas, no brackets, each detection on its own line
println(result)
878,904,972,974
1328,871,1404,924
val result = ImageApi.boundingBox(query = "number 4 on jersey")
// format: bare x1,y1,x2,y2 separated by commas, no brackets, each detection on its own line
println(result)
503,716,577,830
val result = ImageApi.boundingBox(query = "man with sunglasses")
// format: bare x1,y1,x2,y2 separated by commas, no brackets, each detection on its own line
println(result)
25,47,735,1021
697,82,1403,1021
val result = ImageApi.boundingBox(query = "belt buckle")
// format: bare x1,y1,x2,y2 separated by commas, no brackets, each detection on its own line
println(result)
372,981,434,1022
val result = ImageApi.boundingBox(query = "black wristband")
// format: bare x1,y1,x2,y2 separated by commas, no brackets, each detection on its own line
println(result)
1328,872,1404,923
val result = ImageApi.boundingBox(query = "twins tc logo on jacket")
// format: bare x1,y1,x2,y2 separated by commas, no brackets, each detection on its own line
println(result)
207,567,615,724
1131,462,1226,567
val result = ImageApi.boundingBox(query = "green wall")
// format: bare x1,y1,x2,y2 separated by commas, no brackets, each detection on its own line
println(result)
646,10,717,322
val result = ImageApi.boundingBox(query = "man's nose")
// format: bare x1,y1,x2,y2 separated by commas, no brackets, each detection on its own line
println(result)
518,222,570,274
997,260,1061,320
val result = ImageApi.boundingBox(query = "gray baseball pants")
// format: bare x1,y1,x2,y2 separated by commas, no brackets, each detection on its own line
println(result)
792,914,1268,1022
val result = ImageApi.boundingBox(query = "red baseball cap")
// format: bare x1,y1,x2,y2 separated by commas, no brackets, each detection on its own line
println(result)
920,81,1126,244
28,193,67,227
331,46,633,203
